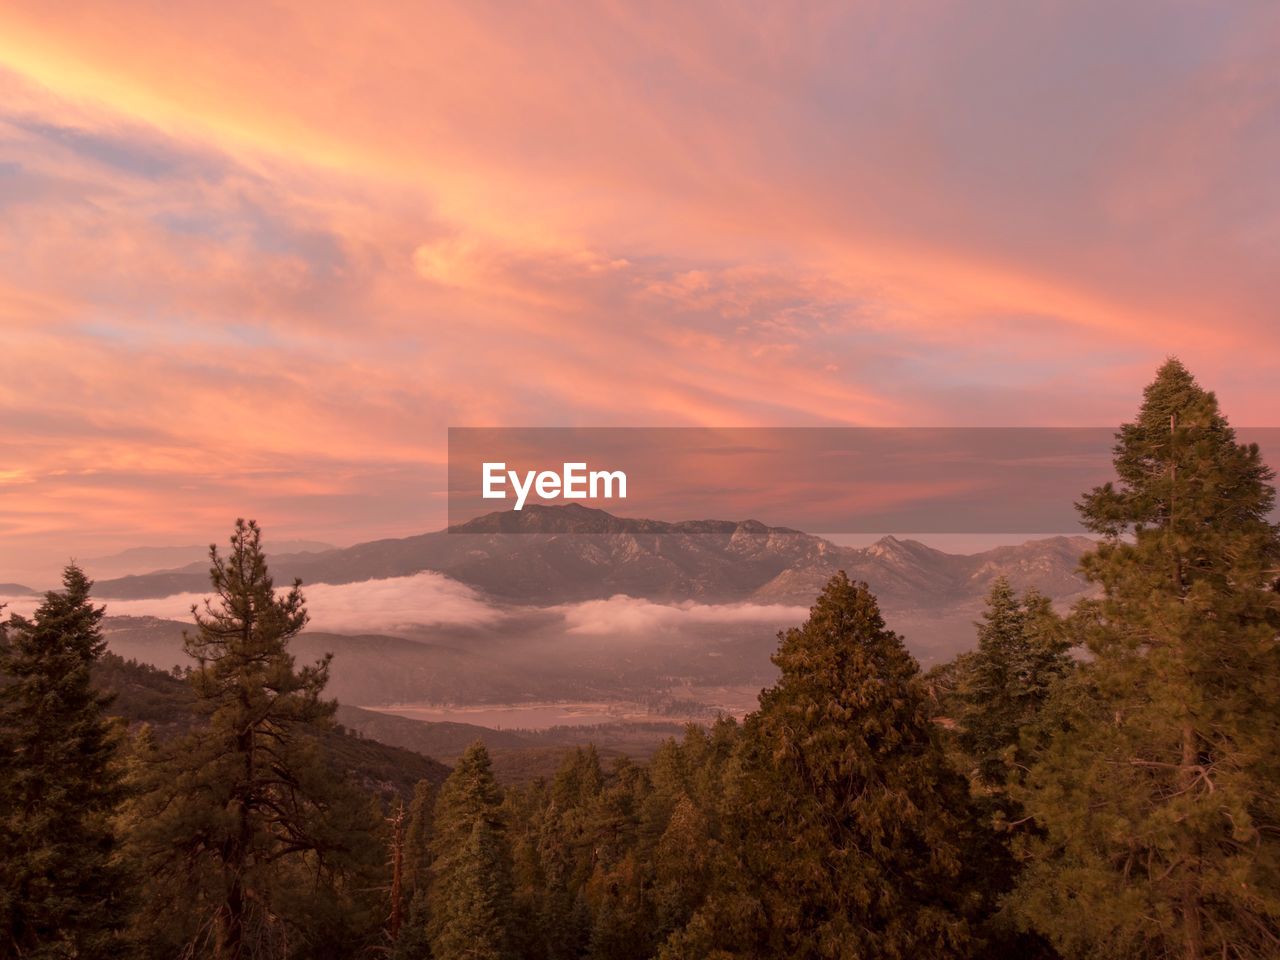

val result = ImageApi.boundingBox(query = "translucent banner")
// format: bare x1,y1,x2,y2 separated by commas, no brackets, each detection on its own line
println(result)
447,427,1280,534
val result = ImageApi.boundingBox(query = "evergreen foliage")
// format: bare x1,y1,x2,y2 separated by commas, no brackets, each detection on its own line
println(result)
123,519,381,959
5,360,1279,959
1010,359,1280,959
667,573,987,959
427,741,516,960
391,779,435,959
958,577,1072,789
0,566,127,958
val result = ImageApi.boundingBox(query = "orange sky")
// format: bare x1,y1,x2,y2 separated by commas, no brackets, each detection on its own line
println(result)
2,2,1279,583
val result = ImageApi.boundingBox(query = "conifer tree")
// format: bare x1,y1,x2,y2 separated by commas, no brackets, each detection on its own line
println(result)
537,747,602,960
669,573,984,959
127,519,360,959
959,577,1071,789
583,759,651,960
651,795,712,939
392,779,435,960
428,741,516,960
506,779,552,960
1011,359,1280,959
0,566,127,958
403,779,435,897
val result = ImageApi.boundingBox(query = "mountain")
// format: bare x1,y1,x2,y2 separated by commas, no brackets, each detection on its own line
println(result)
335,704,533,757
0,583,38,597
82,539,336,581
92,504,1094,609
91,510,1099,707
750,533,1096,609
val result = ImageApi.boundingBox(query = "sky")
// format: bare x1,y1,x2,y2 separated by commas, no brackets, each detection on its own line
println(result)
1,1,1279,584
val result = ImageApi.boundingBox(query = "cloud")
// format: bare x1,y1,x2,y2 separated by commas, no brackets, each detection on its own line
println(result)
298,574,502,633
554,595,808,636
3,582,805,641
2,2,1279,579
2,572,501,633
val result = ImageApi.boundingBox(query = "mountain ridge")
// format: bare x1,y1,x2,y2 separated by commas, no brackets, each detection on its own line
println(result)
80,539,338,581
90,504,1097,609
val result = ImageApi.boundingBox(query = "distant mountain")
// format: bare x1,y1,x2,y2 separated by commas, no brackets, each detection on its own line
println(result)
0,583,38,597
335,704,532,757
331,706,688,784
83,539,336,581
92,504,1095,609
750,533,1097,609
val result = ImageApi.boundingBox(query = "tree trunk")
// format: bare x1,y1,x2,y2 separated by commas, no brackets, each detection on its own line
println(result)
1178,720,1203,960
1170,412,1202,959
220,881,244,960
220,725,255,960
389,799,406,940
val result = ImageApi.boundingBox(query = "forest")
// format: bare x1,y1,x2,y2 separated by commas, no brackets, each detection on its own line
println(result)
2,359,1279,960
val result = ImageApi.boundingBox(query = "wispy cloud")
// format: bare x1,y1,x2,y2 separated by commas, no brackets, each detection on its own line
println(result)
2,2,1278,581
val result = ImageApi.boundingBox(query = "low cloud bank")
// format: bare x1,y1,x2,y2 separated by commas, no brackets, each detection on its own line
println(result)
298,574,504,633
6,572,501,634
3,581,810,639
0,594,42,620
555,595,809,635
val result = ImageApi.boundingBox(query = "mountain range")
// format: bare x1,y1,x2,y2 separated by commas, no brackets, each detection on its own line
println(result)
76,506,1101,775
81,539,337,584
84,505,1099,717
91,504,1095,610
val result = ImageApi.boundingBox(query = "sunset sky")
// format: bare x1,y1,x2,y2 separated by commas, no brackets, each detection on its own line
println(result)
2,2,1278,584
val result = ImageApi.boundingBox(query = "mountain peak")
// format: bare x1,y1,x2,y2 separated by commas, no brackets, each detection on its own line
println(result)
866,534,917,557
447,503,651,535
446,504,802,537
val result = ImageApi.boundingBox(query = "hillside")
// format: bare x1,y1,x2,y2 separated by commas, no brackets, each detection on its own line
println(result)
92,653,451,800
94,647,669,784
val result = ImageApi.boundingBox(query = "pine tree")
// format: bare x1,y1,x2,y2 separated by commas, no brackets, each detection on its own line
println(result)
1011,359,1280,958
669,573,984,959
126,519,363,959
428,741,515,960
583,759,651,960
945,579,1071,959
959,577,1072,789
392,779,435,960
536,747,603,960
651,795,712,939
0,566,128,958
506,779,551,960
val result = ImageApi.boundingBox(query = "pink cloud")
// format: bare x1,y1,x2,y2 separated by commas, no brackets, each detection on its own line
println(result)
1,2,1278,577
555,596,809,637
